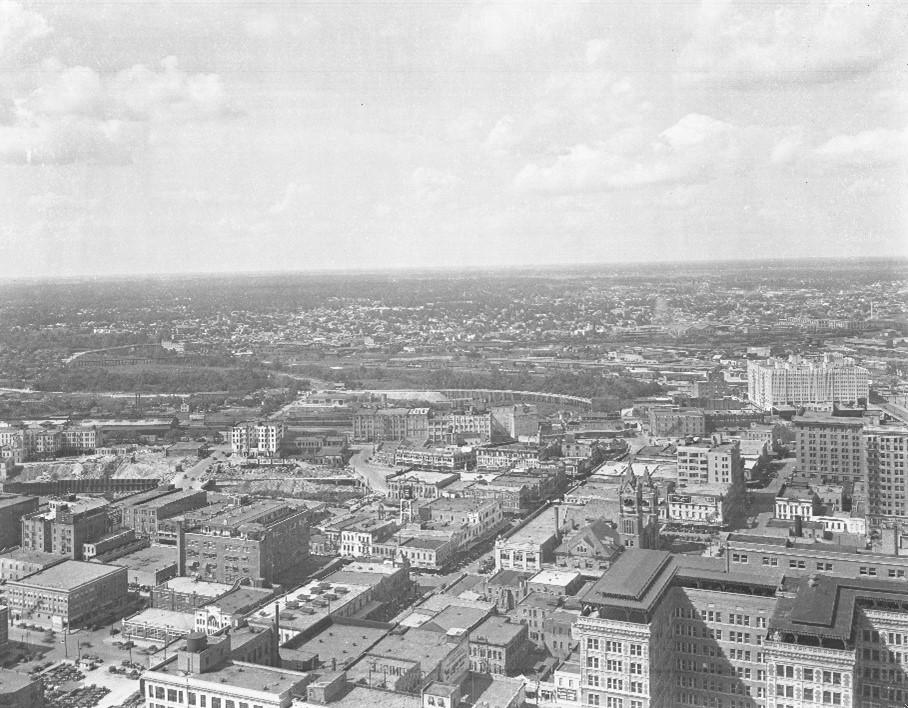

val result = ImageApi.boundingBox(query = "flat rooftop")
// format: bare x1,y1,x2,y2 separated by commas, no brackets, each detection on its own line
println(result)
499,507,559,546
289,622,388,667
9,560,123,591
208,586,275,615
0,548,66,567
392,470,459,484
470,616,525,646
151,657,308,696
0,494,35,508
125,608,195,632
0,667,39,692
110,545,177,572
156,577,233,599
529,569,582,587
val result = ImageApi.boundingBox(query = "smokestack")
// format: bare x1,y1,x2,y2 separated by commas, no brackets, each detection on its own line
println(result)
176,520,186,576
273,600,280,665
554,506,560,543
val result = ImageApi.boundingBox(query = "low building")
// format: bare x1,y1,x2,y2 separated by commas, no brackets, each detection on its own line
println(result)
526,569,584,597
419,497,505,549
373,535,457,571
393,445,475,471
347,626,470,691
0,667,43,708
324,560,412,604
387,471,460,501
82,528,137,559
141,633,310,708
338,518,397,557
552,519,622,577
775,482,821,520
494,507,563,572
468,615,530,676
667,483,736,526
0,548,66,581
107,544,178,589
247,580,373,643
6,560,127,629
122,607,196,644
152,577,234,613
476,443,543,470
194,585,278,634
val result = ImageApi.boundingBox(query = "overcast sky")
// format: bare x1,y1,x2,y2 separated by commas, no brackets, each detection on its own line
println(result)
0,0,905,277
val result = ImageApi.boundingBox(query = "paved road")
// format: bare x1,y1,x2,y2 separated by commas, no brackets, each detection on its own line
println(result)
172,444,232,490
347,446,393,494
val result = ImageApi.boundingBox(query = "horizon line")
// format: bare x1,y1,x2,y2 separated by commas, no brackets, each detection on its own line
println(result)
1,254,906,284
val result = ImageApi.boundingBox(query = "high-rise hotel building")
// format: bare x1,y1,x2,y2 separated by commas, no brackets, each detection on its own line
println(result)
574,548,908,708
747,355,868,411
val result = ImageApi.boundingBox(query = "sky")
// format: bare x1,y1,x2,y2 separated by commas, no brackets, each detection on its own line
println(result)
0,0,905,277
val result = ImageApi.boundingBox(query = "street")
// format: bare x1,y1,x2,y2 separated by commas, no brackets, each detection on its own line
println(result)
171,444,232,491
347,446,393,494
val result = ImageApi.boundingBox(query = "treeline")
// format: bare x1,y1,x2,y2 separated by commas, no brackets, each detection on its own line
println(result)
420,369,663,404
32,366,275,393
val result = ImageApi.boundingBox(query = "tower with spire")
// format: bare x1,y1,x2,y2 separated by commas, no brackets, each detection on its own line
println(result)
618,463,660,549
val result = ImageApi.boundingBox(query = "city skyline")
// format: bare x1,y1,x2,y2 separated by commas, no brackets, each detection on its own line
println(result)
0,0,905,278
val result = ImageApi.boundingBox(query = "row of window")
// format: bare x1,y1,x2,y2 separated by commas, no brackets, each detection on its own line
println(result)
147,685,263,708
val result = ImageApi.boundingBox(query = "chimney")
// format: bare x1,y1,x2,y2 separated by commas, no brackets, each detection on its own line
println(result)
176,520,186,576
273,600,281,665
793,515,803,538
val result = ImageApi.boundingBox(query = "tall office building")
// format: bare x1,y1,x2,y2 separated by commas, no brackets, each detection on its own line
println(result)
747,355,868,410
575,548,908,708
793,414,865,484
864,423,908,521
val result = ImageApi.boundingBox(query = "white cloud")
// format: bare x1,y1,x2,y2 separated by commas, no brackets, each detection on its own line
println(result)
0,116,139,164
24,65,101,116
770,131,806,164
269,182,309,215
0,1,50,63
0,54,238,164
816,127,908,166
678,0,907,87
514,113,734,194
410,167,459,203
109,56,233,120
484,115,517,155
456,0,584,58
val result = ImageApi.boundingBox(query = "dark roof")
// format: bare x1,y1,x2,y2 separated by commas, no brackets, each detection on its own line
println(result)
583,549,673,607
727,533,790,547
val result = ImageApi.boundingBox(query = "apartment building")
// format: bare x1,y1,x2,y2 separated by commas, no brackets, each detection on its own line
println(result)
676,439,743,487
476,443,543,470
352,406,429,442
231,421,284,457
21,495,110,560
118,488,208,538
648,407,706,438
747,354,869,410
864,423,908,521
793,414,865,485
180,501,308,585
428,409,492,443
